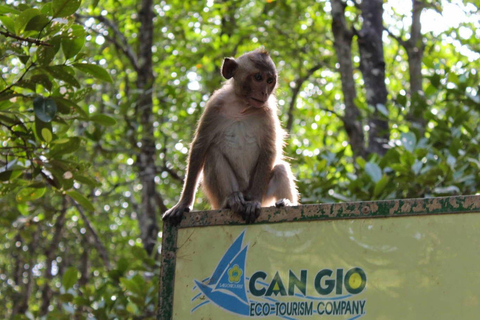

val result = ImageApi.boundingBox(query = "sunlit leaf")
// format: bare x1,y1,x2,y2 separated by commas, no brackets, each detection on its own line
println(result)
73,63,113,83
66,190,94,211
90,113,117,126
52,0,81,18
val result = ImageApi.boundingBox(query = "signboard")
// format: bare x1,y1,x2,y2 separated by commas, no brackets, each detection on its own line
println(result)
158,196,480,319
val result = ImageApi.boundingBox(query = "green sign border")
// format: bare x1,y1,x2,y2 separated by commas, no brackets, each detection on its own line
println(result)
157,195,480,319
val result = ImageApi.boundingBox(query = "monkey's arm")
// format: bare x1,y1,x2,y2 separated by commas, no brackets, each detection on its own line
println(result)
162,111,216,225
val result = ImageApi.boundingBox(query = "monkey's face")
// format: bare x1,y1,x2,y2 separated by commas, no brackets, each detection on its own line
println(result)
244,71,277,108
221,50,278,108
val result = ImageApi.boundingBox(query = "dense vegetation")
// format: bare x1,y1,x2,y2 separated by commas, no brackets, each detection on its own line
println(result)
1,0,479,318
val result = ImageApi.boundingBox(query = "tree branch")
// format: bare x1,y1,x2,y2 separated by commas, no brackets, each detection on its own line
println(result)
0,29,52,47
71,201,111,270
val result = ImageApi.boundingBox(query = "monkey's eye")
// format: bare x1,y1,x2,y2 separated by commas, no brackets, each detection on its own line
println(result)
254,73,263,81
267,77,274,84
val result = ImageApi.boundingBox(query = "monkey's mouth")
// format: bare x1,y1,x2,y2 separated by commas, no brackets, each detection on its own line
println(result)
250,97,266,108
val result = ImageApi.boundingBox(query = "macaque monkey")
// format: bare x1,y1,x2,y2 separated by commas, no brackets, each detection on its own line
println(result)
163,49,298,225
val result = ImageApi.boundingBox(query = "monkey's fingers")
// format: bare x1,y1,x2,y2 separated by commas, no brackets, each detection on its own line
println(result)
243,201,261,224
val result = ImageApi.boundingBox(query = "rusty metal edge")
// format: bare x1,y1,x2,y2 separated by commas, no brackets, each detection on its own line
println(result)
157,195,480,319
158,222,178,320
178,195,480,228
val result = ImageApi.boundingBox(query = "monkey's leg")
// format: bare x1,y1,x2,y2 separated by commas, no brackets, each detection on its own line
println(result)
202,148,244,212
264,161,299,207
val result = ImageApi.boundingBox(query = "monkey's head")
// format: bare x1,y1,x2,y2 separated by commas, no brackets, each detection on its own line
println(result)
221,49,277,108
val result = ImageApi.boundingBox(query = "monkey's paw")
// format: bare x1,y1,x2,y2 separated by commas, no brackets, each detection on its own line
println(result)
225,191,246,213
162,205,190,226
242,201,261,224
275,198,292,207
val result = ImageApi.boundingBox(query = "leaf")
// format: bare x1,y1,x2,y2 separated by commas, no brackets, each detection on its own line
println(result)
62,266,79,290
373,175,390,197
73,63,113,83
0,16,15,33
0,5,21,14
45,65,80,88
30,74,53,91
24,14,50,32
90,114,116,126
376,103,389,117
66,190,94,211
15,8,41,34
34,116,53,142
16,186,46,202
62,25,85,59
365,162,382,183
52,0,81,18
37,36,61,66
34,96,57,123
400,132,416,153
50,137,81,157
41,128,53,143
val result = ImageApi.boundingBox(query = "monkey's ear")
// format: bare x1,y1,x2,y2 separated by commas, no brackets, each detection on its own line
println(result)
221,58,238,79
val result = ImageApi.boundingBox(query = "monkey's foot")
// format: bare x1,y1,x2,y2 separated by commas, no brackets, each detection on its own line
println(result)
225,191,246,213
275,198,292,207
162,205,190,226
242,201,261,224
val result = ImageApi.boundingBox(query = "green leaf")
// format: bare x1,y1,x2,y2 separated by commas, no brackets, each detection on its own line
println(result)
52,0,81,18
24,14,50,32
16,186,46,202
400,132,416,153
0,16,15,33
0,5,21,14
37,36,61,66
30,74,53,91
34,96,57,123
15,8,41,34
376,103,389,117
45,65,80,87
41,128,53,143
373,175,390,197
50,137,81,157
34,115,53,142
62,266,79,290
365,162,382,183
66,190,94,211
90,114,116,126
73,63,113,83
62,25,85,59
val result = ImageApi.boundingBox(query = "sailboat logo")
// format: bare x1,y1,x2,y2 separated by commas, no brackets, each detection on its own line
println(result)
191,230,250,316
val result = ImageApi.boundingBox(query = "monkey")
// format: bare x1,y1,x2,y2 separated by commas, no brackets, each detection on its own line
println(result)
162,49,298,226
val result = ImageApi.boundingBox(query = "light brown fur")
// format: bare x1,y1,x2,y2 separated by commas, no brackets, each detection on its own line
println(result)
163,50,298,225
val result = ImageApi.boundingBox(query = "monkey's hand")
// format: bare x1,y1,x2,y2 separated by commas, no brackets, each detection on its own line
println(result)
224,191,246,213
242,201,261,224
275,198,292,207
162,203,191,226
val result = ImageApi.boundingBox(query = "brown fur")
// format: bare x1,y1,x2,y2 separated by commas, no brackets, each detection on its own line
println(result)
163,50,298,225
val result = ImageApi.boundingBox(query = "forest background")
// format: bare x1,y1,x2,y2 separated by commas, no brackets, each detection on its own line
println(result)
1,0,480,318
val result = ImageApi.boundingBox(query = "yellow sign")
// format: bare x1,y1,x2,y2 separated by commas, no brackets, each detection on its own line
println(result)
172,213,480,319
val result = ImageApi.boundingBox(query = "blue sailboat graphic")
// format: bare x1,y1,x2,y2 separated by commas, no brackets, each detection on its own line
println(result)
192,230,250,316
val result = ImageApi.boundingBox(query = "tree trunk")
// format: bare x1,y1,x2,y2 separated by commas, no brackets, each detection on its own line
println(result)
330,0,366,158
405,0,426,135
137,0,159,255
357,0,389,156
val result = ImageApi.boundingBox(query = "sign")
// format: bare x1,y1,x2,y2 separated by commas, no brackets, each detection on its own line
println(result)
158,196,480,319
